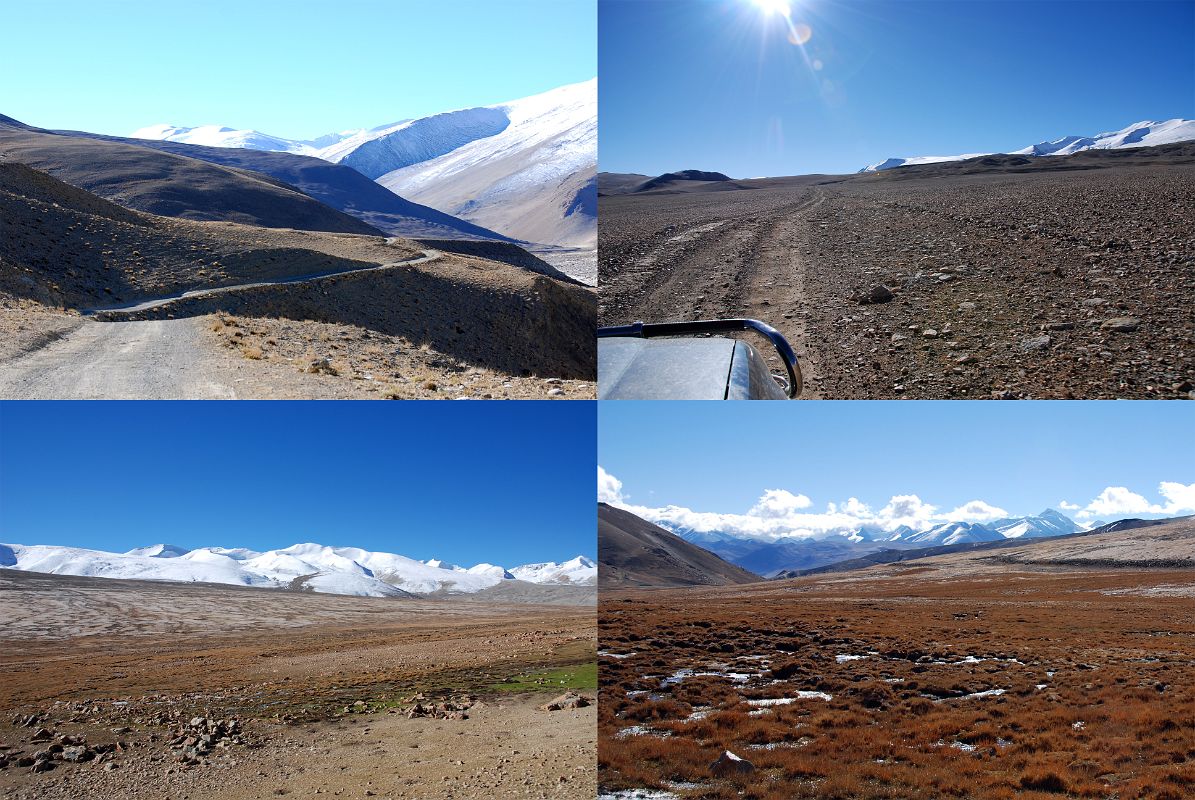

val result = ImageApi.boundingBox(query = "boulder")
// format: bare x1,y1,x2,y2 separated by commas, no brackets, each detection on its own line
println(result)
856,285,894,304
710,750,755,777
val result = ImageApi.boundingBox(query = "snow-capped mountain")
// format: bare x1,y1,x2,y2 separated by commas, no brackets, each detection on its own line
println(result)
130,80,597,248
0,542,596,598
667,509,1082,574
899,521,1004,547
127,124,358,155
509,556,597,585
860,118,1195,172
988,508,1079,539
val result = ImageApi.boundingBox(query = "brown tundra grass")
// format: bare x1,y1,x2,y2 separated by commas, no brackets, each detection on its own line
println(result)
599,568,1195,799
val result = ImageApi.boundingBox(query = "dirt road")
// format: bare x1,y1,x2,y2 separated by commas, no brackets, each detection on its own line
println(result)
0,318,238,399
92,247,440,317
0,249,442,399
600,155,1195,399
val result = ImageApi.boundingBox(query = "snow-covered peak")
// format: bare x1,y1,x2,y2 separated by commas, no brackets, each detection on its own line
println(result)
860,118,1194,172
128,124,352,155
125,543,189,558
508,555,597,585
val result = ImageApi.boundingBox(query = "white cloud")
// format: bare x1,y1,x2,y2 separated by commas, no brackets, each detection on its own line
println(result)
944,500,1009,522
749,489,812,517
1076,482,1195,519
1159,482,1195,513
877,495,939,530
597,466,625,505
597,468,1194,544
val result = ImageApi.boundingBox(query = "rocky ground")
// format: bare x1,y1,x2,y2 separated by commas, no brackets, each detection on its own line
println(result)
0,571,596,799
204,313,595,399
599,155,1195,399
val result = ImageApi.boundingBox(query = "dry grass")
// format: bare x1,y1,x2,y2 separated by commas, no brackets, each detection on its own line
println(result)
599,568,1195,799
203,313,595,400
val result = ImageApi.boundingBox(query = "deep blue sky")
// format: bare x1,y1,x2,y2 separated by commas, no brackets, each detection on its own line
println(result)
0,0,596,138
0,402,596,565
599,401,1194,519
600,0,1195,176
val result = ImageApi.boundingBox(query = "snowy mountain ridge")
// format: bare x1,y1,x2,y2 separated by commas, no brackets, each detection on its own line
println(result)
860,118,1195,172
0,542,596,598
130,80,598,248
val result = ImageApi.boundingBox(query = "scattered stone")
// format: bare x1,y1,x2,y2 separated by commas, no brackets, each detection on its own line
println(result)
1020,335,1052,351
922,329,939,338
1100,317,1141,333
60,745,91,763
1043,322,1074,331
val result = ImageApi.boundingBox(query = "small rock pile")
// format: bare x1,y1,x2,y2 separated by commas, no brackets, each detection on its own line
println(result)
167,716,243,765
0,728,123,774
404,694,476,721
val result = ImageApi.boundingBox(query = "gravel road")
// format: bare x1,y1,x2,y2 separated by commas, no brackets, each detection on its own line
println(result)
0,318,237,399
0,249,442,399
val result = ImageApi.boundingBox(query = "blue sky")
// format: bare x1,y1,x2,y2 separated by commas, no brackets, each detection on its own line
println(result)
0,401,596,565
0,0,596,138
600,0,1195,177
599,402,1195,533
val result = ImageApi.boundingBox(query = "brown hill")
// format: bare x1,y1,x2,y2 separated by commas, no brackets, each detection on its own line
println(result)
0,161,419,310
598,503,760,588
0,121,382,236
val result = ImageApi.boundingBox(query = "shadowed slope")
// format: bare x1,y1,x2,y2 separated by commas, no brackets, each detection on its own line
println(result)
598,503,760,588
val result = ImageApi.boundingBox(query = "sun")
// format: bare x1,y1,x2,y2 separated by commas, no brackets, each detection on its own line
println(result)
750,0,792,17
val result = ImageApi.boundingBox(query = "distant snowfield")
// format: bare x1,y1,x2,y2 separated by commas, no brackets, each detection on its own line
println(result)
130,80,598,249
860,118,1195,172
0,542,596,598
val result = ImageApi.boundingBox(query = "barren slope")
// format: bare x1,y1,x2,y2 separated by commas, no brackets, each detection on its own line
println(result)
598,504,761,588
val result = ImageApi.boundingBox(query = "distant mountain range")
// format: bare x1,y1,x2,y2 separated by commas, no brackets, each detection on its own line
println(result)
861,118,1195,172
0,542,596,598
131,80,597,248
664,509,1101,576
597,503,760,588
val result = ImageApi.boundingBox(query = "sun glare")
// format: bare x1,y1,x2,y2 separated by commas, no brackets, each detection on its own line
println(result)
751,0,792,17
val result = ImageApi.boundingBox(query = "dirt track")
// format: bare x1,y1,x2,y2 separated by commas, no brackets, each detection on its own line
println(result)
600,155,1195,399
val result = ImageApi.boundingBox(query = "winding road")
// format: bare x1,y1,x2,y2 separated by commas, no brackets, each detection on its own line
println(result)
0,247,440,399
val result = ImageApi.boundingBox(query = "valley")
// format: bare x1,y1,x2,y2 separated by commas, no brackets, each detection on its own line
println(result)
598,517,1195,800
0,570,597,800
0,126,596,398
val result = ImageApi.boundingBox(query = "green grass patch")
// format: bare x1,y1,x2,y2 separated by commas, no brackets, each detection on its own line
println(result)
489,661,597,693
